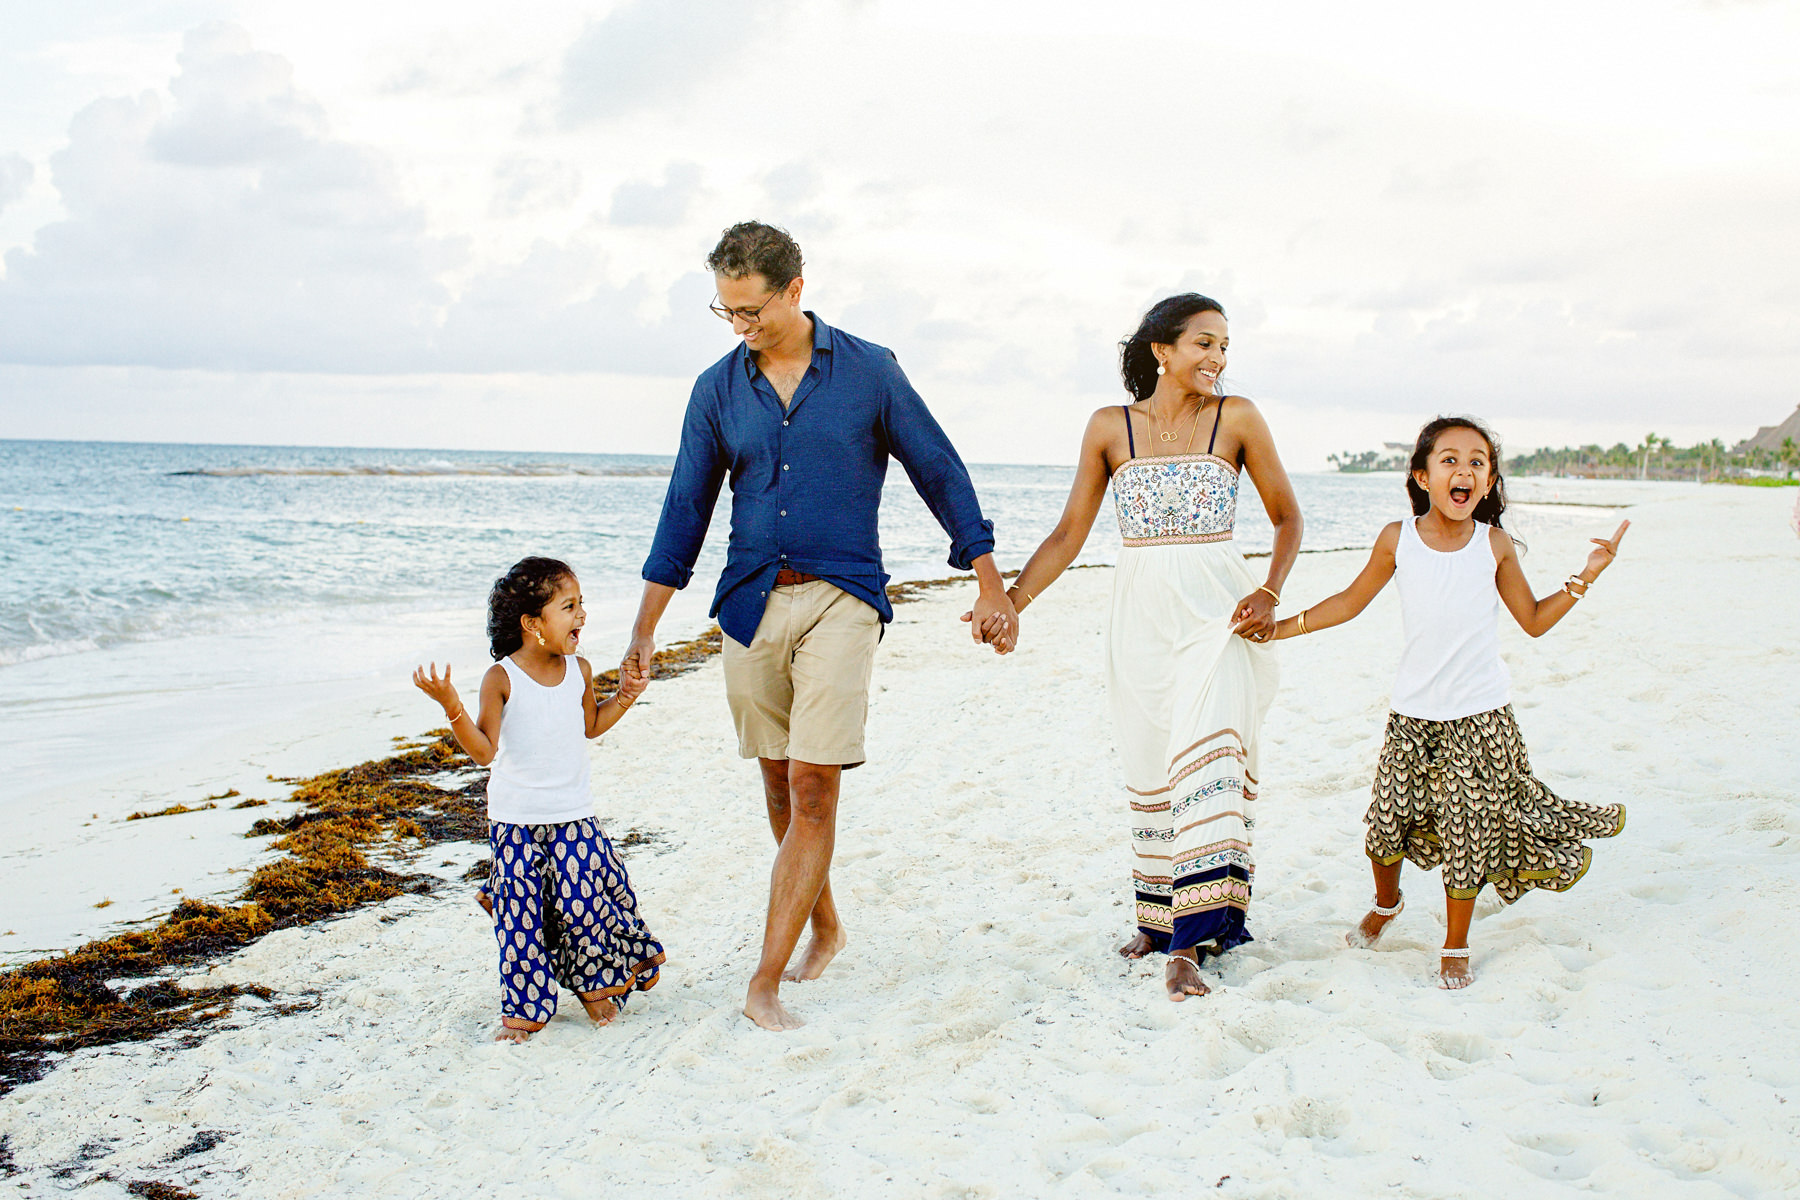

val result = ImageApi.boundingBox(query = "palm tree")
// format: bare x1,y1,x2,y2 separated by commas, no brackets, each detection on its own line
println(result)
1637,433,1669,480
1782,437,1798,479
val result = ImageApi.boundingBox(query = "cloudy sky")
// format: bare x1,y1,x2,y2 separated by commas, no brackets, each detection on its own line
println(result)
2,0,1796,467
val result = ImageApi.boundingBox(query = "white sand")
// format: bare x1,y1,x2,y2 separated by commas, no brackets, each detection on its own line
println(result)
4,485,1797,1198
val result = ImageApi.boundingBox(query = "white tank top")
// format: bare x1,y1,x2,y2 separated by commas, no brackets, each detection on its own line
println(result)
486,655,594,825
1391,517,1511,721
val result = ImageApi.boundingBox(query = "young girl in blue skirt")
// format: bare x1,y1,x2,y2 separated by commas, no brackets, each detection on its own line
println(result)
414,556,665,1041
1271,417,1628,989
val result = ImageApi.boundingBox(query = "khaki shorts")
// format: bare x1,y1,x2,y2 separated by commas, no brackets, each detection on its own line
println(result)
723,581,881,766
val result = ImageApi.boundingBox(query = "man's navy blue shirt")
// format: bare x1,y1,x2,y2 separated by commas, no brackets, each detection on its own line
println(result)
642,313,995,647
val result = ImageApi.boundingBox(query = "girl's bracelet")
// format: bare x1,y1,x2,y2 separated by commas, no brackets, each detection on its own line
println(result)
612,692,634,709
445,707,465,724
1562,574,1589,599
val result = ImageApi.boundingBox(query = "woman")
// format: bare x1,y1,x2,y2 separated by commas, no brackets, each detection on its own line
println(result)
1005,294,1301,1000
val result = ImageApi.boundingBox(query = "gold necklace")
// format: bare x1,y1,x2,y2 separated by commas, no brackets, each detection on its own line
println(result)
1148,399,1202,448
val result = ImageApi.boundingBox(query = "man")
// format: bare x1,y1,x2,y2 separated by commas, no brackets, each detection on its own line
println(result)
624,221,1016,1031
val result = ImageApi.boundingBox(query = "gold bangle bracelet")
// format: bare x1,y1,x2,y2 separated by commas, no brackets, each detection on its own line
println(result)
1296,610,1309,636
613,693,633,709
1009,586,1035,606
1257,584,1282,606
445,708,465,724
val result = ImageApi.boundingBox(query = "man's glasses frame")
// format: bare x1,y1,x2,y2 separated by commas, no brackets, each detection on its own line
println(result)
709,285,791,325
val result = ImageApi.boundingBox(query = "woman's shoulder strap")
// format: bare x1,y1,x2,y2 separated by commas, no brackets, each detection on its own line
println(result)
1121,404,1135,459
1207,397,1226,456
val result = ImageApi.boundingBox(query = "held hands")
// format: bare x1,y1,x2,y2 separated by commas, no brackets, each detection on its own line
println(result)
620,635,655,688
959,589,1020,655
412,662,461,716
1230,589,1277,643
616,660,649,704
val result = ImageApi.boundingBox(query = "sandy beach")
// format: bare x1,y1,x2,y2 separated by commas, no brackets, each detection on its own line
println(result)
3,483,1797,1198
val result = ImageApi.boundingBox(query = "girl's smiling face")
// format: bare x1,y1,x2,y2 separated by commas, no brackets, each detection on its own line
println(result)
1415,427,1494,521
524,574,585,654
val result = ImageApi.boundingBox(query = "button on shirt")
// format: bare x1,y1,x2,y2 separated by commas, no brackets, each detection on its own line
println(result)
642,313,996,647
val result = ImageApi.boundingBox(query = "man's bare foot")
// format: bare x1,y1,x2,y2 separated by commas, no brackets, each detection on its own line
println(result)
578,993,619,1024
782,928,846,982
1117,933,1157,959
1438,952,1474,990
494,1016,543,1043
1166,954,1210,1001
743,980,805,1031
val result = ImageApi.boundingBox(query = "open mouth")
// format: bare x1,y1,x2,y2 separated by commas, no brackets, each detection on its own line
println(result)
568,629,581,645
1450,485,1473,505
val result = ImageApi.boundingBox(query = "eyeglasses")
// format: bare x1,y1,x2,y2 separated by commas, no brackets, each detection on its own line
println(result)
709,287,788,324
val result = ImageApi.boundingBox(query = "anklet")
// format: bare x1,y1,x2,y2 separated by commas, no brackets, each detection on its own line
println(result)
1439,947,1471,958
1371,891,1404,917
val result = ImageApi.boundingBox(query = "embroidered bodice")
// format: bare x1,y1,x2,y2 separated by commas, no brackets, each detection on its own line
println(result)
1111,454,1238,546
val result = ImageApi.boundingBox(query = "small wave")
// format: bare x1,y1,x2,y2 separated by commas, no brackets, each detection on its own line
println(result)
169,464,672,478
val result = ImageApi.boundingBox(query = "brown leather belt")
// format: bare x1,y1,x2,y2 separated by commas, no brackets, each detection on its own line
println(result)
774,568,822,587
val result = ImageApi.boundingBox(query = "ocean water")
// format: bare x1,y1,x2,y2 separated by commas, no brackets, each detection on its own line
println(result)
0,440,1405,672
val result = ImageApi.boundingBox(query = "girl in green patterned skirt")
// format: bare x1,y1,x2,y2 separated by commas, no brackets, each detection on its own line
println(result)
1269,416,1629,988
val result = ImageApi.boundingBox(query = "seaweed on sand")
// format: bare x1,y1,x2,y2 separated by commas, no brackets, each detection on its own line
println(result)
0,624,726,1097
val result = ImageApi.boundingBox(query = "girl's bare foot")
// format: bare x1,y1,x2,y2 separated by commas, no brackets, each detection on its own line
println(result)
1438,949,1473,990
578,993,619,1024
1118,933,1157,959
495,1016,543,1043
475,889,493,916
782,928,846,982
1166,953,1210,1001
1346,890,1405,948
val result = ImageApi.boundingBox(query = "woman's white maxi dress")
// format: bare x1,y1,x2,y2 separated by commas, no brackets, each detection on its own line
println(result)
1104,406,1279,954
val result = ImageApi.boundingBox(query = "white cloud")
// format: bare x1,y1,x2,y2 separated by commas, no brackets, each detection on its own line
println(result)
0,154,32,213
2,0,1798,465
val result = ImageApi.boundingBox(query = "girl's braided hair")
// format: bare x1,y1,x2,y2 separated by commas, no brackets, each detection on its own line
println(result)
487,556,573,660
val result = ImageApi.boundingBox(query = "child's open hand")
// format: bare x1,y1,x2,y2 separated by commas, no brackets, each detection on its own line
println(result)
413,662,460,714
1585,519,1630,578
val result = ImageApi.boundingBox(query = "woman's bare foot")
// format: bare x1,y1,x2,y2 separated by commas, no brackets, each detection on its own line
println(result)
578,992,619,1024
743,979,805,1031
1117,933,1157,959
475,889,493,916
1438,952,1474,990
782,928,846,982
494,1016,543,1043
1166,954,1210,1001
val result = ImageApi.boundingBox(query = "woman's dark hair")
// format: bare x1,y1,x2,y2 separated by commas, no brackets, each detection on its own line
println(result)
1406,416,1510,531
706,221,804,290
487,556,574,660
1118,293,1227,401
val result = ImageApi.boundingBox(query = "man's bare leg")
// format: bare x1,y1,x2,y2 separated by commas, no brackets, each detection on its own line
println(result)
744,759,841,1031
1440,892,1475,990
758,758,847,983
1347,857,1405,947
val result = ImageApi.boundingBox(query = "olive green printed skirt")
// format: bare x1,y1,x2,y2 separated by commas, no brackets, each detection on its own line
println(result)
1365,704,1626,902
